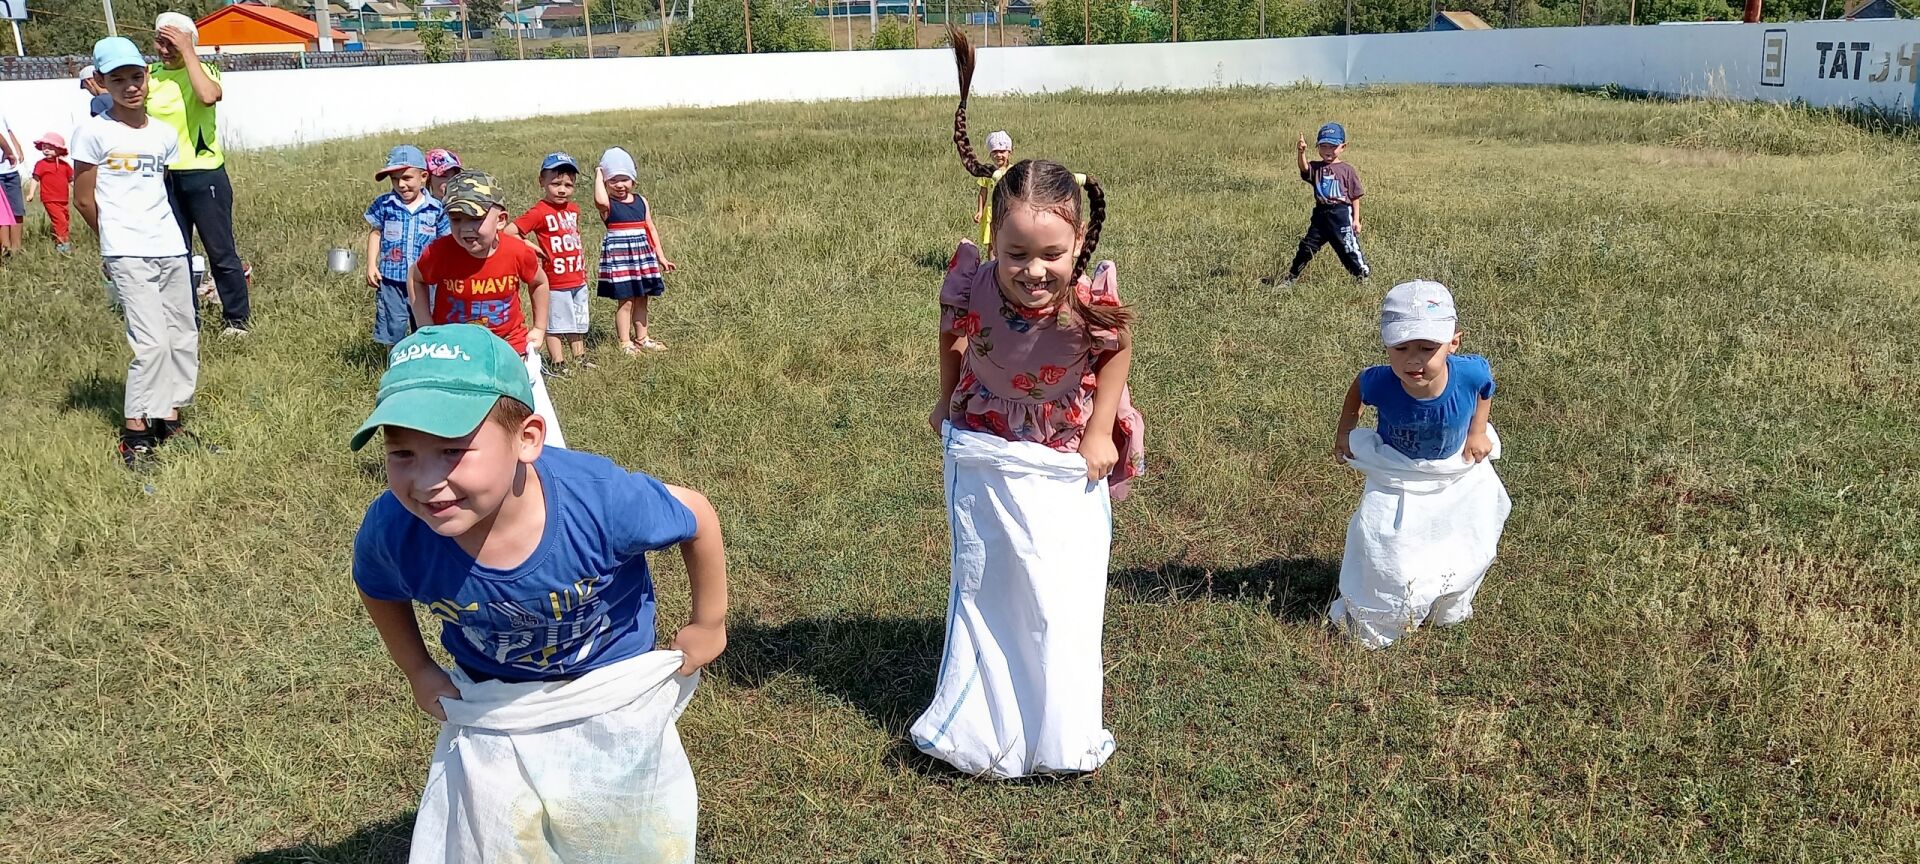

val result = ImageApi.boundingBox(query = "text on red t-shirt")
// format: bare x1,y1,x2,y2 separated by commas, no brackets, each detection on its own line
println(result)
414,235,543,353
513,200,588,290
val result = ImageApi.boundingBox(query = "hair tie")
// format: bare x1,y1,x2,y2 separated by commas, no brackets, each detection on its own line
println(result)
1073,173,1088,188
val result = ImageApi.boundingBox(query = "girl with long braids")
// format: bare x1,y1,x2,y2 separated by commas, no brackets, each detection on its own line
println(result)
909,28,1145,779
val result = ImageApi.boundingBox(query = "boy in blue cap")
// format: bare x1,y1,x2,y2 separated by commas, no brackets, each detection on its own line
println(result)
364,144,443,348
506,152,591,374
72,36,199,467
351,323,728,858
1280,121,1370,287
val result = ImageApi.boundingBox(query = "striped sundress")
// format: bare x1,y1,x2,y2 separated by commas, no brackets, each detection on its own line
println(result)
597,194,667,299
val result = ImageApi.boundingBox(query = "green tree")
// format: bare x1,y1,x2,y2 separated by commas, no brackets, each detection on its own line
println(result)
418,16,455,61
491,26,520,59
20,0,220,57
867,14,918,48
466,0,506,29
1038,0,1169,45
674,0,828,54
592,0,661,26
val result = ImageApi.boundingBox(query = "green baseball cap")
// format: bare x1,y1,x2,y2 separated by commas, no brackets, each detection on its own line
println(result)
441,170,504,218
349,324,535,451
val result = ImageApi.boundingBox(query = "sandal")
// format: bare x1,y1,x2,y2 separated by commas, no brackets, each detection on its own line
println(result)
637,338,668,353
621,342,642,356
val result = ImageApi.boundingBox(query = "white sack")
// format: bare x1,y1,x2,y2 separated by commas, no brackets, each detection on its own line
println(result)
526,351,566,449
1329,426,1512,649
411,650,699,864
910,424,1117,778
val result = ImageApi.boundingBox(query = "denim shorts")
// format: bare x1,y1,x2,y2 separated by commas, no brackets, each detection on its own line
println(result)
374,279,413,345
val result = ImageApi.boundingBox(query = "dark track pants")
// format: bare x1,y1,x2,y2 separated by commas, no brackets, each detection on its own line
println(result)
166,166,249,327
1288,204,1369,280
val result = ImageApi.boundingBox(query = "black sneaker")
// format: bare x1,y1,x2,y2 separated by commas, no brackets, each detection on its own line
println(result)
148,418,177,445
118,431,159,469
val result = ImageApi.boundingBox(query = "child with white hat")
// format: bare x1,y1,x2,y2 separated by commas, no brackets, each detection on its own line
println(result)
971,129,1014,251
593,147,677,354
1328,280,1511,647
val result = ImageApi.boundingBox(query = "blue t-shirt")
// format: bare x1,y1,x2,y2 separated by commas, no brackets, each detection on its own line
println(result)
1359,354,1496,460
353,447,697,681
364,191,444,284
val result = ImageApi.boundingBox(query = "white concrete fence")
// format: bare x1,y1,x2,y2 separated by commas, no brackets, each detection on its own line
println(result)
4,20,1916,152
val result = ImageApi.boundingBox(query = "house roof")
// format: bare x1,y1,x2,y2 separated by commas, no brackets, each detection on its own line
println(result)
365,2,413,15
1435,10,1492,29
199,3,352,43
1843,0,1905,16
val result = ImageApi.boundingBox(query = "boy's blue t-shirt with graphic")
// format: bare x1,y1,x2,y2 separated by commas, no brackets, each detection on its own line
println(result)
353,446,697,681
364,191,445,284
1360,354,1496,460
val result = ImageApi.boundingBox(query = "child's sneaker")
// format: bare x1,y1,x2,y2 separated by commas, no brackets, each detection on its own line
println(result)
576,358,600,370
548,362,572,379
221,325,250,338
56,243,72,255
118,430,158,469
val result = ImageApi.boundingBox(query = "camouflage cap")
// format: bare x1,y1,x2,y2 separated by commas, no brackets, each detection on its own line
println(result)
441,170,504,218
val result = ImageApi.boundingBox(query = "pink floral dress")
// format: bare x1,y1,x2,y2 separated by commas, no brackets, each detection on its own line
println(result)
941,240,1146,498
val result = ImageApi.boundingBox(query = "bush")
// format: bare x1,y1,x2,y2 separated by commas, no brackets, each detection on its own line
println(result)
542,43,581,59
1037,0,1170,45
674,0,829,55
491,29,520,60
417,17,454,62
866,15,918,49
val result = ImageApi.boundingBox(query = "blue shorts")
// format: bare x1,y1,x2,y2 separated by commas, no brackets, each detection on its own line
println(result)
374,278,413,345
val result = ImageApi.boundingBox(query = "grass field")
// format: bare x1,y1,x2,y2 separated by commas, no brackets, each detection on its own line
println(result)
3,86,1918,862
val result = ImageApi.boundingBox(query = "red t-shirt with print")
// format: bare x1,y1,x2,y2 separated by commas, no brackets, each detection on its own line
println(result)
415,235,543,353
512,200,588,290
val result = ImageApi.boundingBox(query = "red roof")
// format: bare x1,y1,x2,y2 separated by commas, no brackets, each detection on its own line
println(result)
195,3,351,44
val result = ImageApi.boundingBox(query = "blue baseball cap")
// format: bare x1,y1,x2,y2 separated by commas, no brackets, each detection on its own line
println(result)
541,152,579,173
92,37,146,76
1316,122,1347,146
376,144,428,180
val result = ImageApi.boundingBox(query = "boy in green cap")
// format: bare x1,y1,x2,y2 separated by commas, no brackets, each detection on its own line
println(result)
350,324,727,861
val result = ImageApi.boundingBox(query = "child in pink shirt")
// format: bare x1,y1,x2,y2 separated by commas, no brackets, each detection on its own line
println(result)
913,29,1144,780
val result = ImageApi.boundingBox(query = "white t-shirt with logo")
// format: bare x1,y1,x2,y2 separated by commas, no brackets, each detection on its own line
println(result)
70,113,186,259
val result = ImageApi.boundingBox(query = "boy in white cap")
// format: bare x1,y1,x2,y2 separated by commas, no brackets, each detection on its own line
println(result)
73,36,199,467
971,129,1014,251
1328,280,1509,647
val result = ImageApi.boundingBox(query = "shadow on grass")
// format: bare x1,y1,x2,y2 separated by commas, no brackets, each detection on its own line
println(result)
715,615,948,770
1112,556,1339,624
338,339,389,376
913,246,957,272
236,813,414,864
63,372,123,429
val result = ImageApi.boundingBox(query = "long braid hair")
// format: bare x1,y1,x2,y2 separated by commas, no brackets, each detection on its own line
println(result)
950,27,995,181
949,28,1132,333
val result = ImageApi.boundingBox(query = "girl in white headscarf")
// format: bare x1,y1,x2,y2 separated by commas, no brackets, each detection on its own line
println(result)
592,147,677,354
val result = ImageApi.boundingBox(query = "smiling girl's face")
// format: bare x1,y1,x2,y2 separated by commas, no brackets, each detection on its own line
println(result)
991,203,1082,310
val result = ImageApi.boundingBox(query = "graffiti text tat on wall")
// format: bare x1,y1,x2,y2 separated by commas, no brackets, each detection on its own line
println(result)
1815,40,1919,83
